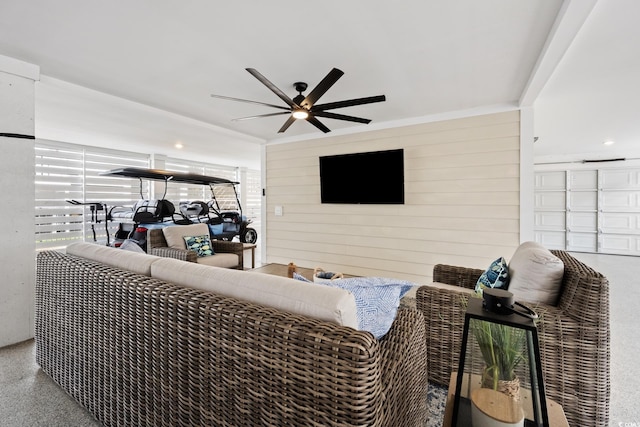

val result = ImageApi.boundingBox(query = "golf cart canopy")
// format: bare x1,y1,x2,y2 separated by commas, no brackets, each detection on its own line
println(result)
101,167,239,186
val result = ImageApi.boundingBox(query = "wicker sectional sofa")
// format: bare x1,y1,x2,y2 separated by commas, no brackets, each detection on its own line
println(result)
35,243,428,427
416,248,610,427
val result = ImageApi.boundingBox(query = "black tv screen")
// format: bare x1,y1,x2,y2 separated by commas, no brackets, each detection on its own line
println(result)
319,149,404,204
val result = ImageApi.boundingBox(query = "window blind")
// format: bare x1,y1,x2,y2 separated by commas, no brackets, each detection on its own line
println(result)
35,141,149,250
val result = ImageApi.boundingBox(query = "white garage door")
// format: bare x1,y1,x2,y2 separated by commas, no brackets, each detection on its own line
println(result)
534,168,640,256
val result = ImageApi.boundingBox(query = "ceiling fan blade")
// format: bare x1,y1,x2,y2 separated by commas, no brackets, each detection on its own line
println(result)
210,94,290,111
300,68,344,109
278,116,297,133
232,111,290,122
306,116,331,133
313,111,371,124
312,95,386,112
246,68,299,108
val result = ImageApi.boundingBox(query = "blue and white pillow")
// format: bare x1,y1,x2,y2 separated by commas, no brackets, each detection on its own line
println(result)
293,273,415,339
183,235,215,257
475,257,509,294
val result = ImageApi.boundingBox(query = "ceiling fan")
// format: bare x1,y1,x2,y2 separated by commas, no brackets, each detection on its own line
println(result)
211,68,385,133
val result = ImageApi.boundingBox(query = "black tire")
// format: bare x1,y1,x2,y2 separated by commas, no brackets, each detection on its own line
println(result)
241,227,258,244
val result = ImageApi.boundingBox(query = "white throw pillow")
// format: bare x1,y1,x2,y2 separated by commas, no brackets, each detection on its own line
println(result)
507,241,564,305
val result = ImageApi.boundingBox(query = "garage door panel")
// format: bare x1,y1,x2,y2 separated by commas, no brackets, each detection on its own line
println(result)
568,191,597,210
600,234,640,256
567,212,597,232
570,170,597,190
600,212,640,234
534,231,565,250
535,211,565,230
535,192,565,209
567,232,597,252
601,191,640,211
600,169,640,189
535,171,565,190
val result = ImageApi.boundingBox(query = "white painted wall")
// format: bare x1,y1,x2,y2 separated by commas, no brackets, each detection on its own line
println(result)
0,55,38,347
265,111,522,291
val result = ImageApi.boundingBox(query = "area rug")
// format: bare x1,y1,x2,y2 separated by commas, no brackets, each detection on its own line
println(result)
426,382,447,427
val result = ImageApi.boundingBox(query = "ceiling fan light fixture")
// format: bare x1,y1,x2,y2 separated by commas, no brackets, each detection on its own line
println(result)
292,109,309,120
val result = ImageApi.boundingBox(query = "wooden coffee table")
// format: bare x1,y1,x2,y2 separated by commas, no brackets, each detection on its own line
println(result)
252,263,355,281
242,243,257,268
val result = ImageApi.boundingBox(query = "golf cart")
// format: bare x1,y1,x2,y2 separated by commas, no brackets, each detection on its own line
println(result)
100,167,258,247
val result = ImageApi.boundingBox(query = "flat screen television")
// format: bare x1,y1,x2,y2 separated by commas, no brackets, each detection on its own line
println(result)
319,149,404,204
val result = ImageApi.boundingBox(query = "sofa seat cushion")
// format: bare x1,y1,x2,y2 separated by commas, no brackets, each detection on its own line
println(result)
162,223,210,250
507,241,564,306
151,258,359,328
66,242,159,276
196,253,239,268
426,281,477,294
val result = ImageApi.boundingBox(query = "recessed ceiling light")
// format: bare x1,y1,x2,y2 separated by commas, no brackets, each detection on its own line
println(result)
175,142,183,149
603,140,615,146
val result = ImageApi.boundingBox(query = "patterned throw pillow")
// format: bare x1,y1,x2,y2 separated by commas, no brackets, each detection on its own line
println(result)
475,257,509,294
292,274,414,339
183,235,215,257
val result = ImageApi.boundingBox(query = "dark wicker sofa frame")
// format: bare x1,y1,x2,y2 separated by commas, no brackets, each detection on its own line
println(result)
416,249,610,427
147,227,244,269
35,250,429,426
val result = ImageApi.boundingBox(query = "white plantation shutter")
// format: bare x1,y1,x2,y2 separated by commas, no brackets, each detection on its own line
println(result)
245,168,262,236
35,141,149,250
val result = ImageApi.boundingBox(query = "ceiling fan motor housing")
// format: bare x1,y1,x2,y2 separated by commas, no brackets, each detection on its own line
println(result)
294,82,308,93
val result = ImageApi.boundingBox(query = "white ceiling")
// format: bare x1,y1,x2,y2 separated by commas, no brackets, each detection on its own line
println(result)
534,0,640,164
1,0,638,168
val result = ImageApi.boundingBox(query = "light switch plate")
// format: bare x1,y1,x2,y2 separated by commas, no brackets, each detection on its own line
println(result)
275,205,283,216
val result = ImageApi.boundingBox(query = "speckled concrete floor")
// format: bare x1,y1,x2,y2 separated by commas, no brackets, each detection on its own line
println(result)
0,339,100,426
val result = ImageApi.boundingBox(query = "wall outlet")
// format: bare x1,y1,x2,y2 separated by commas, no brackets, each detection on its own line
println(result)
275,205,283,216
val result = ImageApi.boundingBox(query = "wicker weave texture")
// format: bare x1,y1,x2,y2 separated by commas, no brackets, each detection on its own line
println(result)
416,249,610,427
147,228,244,268
35,251,428,426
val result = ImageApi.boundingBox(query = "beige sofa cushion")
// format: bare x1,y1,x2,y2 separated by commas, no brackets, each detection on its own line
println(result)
66,242,158,276
196,253,239,268
426,281,476,295
508,241,564,305
162,223,210,250
151,258,359,329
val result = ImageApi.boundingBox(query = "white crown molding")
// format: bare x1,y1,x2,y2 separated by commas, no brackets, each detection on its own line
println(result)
0,54,40,81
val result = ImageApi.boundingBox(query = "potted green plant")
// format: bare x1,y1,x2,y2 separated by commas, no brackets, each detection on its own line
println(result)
471,318,526,400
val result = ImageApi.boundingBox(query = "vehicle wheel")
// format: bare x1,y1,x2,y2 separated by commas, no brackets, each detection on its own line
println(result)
241,227,258,244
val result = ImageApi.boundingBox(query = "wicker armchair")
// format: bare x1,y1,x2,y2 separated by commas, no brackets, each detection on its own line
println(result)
416,250,610,427
147,227,244,269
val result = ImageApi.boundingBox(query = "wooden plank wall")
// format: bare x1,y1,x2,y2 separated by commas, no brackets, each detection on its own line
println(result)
265,111,521,288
